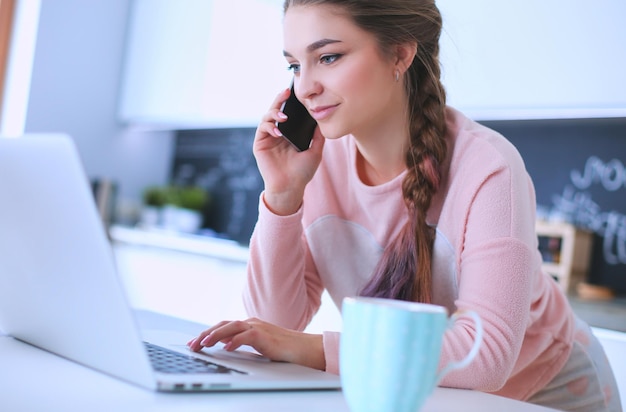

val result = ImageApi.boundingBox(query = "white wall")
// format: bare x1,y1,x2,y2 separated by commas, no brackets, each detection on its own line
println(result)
23,0,174,221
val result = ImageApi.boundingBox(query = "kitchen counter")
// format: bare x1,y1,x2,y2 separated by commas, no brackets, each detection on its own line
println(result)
109,225,249,263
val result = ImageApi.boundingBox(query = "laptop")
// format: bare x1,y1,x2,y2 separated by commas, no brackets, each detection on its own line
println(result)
0,133,341,392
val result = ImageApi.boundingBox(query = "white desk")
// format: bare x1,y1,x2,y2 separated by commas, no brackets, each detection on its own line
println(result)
0,310,557,412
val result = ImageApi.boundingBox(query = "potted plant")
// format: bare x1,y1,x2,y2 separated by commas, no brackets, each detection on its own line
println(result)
140,186,168,228
160,186,209,233
176,186,209,212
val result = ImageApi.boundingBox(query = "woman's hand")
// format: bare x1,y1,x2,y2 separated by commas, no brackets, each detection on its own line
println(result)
253,88,325,216
187,318,326,371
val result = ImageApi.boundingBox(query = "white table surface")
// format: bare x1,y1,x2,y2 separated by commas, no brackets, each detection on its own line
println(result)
0,310,558,412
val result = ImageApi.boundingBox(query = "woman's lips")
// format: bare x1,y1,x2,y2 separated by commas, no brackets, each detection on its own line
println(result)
309,104,338,121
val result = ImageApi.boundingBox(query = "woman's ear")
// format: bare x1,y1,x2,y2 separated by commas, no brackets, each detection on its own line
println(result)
394,42,418,75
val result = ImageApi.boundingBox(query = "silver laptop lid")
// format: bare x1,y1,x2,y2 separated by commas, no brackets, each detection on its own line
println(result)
0,134,156,389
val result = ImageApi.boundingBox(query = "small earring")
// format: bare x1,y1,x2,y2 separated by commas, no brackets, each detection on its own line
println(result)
395,70,400,82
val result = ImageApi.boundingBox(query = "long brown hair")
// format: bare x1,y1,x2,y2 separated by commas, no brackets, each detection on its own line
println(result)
283,0,448,303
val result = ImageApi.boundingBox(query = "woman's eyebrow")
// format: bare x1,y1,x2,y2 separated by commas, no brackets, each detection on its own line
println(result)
283,38,342,57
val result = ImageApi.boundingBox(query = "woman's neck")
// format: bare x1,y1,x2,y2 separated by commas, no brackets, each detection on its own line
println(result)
353,104,409,186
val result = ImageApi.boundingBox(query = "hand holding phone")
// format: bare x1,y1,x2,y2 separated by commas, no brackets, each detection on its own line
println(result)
276,82,317,152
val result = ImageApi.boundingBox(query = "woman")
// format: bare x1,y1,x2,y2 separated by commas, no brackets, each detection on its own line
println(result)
188,1,621,410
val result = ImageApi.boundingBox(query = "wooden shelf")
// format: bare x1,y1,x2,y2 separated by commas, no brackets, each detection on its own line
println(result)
536,220,593,293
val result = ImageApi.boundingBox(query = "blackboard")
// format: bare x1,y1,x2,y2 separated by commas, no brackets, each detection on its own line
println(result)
480,118,626,294
171,128,262,245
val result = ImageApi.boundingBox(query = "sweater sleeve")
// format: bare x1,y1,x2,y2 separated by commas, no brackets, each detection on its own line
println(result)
437,162,536,392
242,192,325,331
322,331,341,374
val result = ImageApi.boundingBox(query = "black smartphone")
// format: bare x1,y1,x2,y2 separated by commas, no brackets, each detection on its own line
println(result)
276,82,317,151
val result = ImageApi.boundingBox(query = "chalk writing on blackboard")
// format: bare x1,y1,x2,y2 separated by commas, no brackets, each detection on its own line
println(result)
551,156,626,265
570,156,626,192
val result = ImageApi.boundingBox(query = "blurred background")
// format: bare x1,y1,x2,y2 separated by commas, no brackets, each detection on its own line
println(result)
1,0,625,337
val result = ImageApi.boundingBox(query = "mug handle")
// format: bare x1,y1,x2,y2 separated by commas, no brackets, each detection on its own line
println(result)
435,310,483,384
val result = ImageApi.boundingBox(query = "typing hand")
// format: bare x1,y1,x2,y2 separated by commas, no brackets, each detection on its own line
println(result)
187,317,325,371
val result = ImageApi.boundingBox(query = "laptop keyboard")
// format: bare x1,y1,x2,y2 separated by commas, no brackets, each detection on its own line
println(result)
144,342,245,374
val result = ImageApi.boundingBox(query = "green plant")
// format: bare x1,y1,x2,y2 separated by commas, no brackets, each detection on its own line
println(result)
142,186,168,207
143,185,209,211
173,186,209,211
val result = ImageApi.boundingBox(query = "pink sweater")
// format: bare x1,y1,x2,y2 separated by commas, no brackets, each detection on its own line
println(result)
243,107,574,401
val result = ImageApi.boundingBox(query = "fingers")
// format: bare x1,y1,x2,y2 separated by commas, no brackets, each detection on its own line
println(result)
309,126,325,153
261,88,290,122
186,320,230,351
256,118,283,140
186,319,324,369
271,87,291,113
258,88,291,137
187,319,256,353
205,320,253,350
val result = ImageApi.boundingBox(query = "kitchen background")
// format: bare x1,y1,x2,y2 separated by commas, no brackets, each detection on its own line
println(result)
2,0,625,331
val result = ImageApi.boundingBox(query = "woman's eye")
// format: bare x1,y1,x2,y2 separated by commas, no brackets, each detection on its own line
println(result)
287,63,301,73
320,54,341,65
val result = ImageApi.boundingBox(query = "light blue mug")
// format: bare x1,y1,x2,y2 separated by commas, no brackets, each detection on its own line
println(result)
340,297,483,412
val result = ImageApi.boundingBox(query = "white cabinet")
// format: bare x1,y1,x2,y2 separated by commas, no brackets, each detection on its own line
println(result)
119,0,626,125
111,226,342,332
437,0,626,120
118,0,291,128
114,241,250,327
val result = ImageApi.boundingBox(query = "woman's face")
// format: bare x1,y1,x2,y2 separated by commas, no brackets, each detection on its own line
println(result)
282,5,401,140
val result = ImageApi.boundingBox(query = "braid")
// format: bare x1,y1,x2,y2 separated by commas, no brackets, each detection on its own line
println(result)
359,4,448,303
401,43,448,302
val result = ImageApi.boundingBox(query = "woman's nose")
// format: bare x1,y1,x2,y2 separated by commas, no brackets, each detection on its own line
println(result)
295,70,322,101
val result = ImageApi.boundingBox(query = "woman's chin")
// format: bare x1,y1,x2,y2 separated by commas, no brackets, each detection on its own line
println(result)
317,125,347,140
